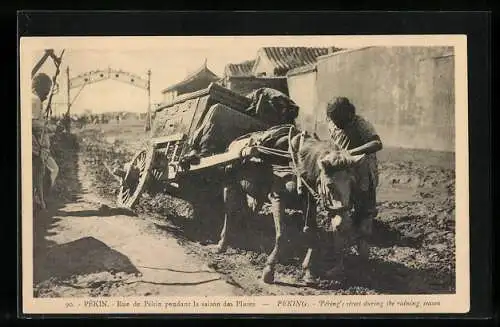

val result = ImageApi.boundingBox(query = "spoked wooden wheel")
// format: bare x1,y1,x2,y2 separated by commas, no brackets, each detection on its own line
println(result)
117,146,155,209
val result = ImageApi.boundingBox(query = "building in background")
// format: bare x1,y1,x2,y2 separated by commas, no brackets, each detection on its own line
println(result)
252,47,340,77
219,47,340,97
224,59,256,78
287,46,455,152
219,59,289,96
161,62,220,104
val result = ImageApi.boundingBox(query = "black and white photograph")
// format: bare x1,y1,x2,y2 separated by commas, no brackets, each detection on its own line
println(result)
21,35,469,314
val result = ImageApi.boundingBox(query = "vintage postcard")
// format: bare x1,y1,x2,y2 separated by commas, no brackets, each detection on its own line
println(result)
21,35,469,315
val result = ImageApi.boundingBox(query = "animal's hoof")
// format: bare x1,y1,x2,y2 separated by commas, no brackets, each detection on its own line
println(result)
215,243,227,254
303,271,318,286
261,266,275,284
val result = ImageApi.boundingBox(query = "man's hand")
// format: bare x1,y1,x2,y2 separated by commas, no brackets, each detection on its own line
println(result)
348,137,383,156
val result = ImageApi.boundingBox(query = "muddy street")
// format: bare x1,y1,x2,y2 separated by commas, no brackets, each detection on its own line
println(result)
33,133,244,298
33,125,456,297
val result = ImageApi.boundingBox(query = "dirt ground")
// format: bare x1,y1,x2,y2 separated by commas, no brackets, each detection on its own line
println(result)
33,121,456,297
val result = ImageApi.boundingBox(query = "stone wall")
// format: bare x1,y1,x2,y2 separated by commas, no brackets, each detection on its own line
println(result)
288,46,456,152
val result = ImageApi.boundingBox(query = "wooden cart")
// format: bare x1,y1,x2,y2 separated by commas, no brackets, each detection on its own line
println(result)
116,82,268,208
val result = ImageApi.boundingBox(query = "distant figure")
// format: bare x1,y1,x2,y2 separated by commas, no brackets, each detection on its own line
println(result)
325,96,383,258
144,112,152,132
61,112,71,133
116,114,120,125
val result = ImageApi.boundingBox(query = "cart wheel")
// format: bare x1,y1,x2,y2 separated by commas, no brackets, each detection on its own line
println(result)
117,146,155,209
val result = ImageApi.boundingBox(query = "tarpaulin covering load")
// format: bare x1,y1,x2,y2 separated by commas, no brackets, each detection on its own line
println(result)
189,103,269,156
244,88,299,126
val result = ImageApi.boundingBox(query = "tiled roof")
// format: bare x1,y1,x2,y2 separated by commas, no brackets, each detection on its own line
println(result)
256,47,341,75
161,64,220,93
286,63,317,77
225,60,255,77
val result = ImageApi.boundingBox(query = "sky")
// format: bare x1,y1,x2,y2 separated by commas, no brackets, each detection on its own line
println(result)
28,35,459,116
31,36,346,115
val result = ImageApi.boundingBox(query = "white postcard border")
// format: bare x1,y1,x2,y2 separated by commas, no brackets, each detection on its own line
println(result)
20,35,469,315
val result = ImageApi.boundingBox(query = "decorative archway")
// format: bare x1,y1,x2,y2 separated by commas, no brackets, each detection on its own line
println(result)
66,66,152,130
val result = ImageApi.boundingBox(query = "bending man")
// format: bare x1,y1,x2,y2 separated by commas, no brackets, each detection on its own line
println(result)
325,96,383,259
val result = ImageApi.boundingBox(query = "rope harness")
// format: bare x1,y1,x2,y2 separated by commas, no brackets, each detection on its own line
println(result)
249,125,332,210
244,125,354,234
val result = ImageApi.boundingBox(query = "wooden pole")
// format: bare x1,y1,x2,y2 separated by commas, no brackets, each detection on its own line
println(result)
145,69,152,134
66,66,71,116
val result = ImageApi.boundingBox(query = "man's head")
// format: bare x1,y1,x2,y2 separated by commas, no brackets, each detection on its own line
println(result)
326,97,356,129
32,73,52,101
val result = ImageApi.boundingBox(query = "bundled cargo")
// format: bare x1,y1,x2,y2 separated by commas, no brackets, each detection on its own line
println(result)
244,87,299,126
